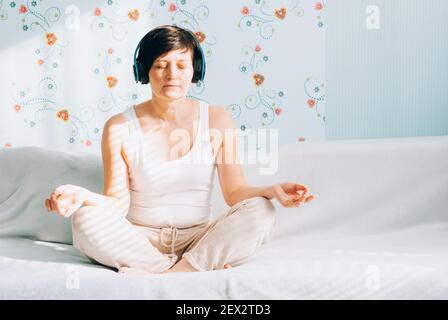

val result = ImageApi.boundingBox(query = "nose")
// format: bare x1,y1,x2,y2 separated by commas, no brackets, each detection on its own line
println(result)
166,64,180,78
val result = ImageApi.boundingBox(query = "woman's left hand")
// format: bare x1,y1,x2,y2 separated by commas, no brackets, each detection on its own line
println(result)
271,182,314,208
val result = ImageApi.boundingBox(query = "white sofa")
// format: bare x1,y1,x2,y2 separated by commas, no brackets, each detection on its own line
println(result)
1,136,447,299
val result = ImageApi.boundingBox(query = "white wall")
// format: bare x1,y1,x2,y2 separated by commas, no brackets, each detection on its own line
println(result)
0,0,325,155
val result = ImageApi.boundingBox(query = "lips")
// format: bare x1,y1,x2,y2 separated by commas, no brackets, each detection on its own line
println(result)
164,85,181,87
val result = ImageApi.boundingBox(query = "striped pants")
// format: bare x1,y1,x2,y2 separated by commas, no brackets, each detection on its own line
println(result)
71,196,277,273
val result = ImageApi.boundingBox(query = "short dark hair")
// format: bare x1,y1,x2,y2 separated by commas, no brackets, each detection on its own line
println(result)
134,24,205,84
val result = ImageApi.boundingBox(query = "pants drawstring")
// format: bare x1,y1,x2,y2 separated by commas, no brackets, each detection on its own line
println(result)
160,226,178,255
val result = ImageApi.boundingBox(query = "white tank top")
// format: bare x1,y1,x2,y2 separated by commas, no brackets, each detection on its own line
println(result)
122,100,217,228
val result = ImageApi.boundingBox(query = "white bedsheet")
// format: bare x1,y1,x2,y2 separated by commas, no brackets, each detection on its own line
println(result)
1,136,448,299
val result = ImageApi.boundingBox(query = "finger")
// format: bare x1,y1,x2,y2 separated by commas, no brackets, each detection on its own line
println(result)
52,186,65,198
296,196,312,206
50,195,56,211
304,195,314,203
295,184,308,193
297,191,308,202
46,199,53,211
295,190,307,198
285,198,299,207
291,197,302,206
51,194,61,214
289,191,306,203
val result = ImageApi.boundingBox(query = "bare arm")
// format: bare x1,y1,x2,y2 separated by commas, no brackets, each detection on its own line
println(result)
214,108,273,206
95,113,131,215
226,185,275,204
213,107,314,208
45,113,132,217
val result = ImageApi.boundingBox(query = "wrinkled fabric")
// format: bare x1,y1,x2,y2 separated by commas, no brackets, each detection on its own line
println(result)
1,136,448,299
71,196,276,273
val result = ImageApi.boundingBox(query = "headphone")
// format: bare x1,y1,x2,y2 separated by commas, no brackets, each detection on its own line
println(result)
133,27,206,85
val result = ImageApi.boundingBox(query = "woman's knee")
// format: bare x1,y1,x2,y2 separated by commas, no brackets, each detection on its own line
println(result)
70,205,100,249
245,196,276,216
247,197,277,243
70,205,97,232
238,196,277,231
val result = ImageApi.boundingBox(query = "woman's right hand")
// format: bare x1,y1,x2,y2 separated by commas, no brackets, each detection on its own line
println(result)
44,184,89,218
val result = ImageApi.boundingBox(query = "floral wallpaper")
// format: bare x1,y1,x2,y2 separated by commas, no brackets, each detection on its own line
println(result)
0,0,325,154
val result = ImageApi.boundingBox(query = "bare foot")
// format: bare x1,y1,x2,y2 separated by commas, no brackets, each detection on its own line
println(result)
161,257,198,274
119,260,233,275
118,258,198,275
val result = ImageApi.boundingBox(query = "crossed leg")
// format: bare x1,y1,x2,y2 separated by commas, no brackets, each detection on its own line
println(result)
71,201,177,274
71,196,276,274
181,196,277,272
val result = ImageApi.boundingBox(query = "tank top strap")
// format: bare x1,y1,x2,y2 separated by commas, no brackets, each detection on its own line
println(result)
123,105,144,140
123,106,133,134
199,100,210,143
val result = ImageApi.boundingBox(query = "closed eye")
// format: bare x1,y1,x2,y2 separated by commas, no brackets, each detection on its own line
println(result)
155,64,186,69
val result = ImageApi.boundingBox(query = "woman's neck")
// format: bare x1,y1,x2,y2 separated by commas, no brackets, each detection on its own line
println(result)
142,97,195,125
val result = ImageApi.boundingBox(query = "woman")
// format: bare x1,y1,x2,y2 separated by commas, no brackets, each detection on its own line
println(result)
44,25,314,274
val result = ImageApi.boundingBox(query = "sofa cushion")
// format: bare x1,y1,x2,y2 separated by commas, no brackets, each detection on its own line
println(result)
0,146,103,244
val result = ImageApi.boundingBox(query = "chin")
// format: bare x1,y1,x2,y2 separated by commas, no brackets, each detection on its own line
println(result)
162,92,185,100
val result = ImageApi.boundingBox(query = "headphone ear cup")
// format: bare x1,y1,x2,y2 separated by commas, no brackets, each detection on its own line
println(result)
135,60,149,84
200,57,205,81
133,63,139,83
192,58,199,83
193,50,205,83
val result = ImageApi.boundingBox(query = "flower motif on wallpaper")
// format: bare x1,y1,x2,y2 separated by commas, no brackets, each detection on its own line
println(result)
163,0,216,96
92,47,139,114
238,0,304,40
9,77,102,146
313,0,325,29
56,109,69,121
6,1,69,68
304,77,325,122
90,0,158,41
230,44,284,134
239,44,270,87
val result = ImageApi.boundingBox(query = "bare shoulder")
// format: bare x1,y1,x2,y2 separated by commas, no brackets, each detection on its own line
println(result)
208,105,235,130
102,110,133,166
103,111,130,138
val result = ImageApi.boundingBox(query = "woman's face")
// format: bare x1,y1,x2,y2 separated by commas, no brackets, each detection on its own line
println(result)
148,48,195,100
